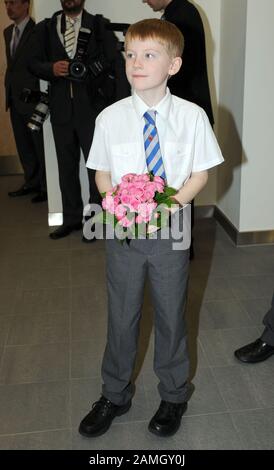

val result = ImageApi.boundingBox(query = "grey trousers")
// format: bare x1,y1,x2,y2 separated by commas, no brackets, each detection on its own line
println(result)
262,291,274,346
102,229,190,406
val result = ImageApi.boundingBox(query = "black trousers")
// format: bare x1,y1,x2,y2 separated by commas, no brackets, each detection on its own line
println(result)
10,104,46,191
51,109,101,226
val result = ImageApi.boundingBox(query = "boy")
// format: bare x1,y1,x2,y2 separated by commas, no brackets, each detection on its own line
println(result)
79,19,223,438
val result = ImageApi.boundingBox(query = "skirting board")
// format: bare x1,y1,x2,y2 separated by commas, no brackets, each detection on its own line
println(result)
214,206,274,247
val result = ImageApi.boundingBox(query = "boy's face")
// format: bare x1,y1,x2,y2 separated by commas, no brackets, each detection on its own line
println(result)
125,38,181,102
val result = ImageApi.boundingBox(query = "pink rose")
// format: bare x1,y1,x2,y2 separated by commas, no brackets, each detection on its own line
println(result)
118,216,135,228
115,204,127,221
102,195,116,214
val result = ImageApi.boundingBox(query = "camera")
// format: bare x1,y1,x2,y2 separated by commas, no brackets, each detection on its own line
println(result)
67,27,91,81
20,88,49,132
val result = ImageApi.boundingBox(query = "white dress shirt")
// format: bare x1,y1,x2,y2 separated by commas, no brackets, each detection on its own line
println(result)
57,11,83,58
86,89,224,189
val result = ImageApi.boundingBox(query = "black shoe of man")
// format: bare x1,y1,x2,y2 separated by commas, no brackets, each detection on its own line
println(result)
148,400,188,437
79,396,132,438
8,185,38,197
49,223,82,240
234,338,274,363
31,191,47,203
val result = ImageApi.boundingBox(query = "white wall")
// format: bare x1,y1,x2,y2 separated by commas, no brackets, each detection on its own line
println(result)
240,0,274,231
217,0,247,228
217,0,274,233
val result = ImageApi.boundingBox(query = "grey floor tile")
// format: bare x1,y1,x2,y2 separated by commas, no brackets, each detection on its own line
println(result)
2,235,70,254
71,286,107,312
190,255,235,279
0,343,69,384
228,275,274,300
70,265,106,288
231,408,274,449
70,341,104,379
21,268,70,290
0,289,16,316
71,310,107,342
1,251,70,272
186,368,227,415
198,299,253,330
239,297,271,325
232,252,274,276
0,381,70,434
173,413,242,450
0,270,23,289
0,316,12,347
188,338,210,380
70,249,106,270
188,276,235,303
213,361,274,411
0,429,71,450
13,287,71,315
7,312,69,346
199,327,261,367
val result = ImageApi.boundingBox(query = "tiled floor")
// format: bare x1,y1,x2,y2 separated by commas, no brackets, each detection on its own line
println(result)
0,175,274,450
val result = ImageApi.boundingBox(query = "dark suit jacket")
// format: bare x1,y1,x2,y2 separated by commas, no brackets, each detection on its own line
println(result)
29,10,130,126
165,0,214,125
4,18,41,115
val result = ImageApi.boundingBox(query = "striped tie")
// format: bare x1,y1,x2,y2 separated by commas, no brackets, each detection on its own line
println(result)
64,17,75,59
143,110,166,180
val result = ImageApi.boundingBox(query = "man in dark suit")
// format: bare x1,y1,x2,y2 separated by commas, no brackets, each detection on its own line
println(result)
143,0,214,259
4,0,47,203
29,0,130,240
143,0,214,124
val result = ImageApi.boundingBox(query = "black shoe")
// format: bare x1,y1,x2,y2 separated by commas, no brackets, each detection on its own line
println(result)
8,186,38,197
148,400,187,437
79,396,131,438
49,223,82,240
234,338,274,363
31,191,47,203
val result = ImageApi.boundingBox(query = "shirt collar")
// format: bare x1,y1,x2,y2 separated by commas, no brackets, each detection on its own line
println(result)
65,11,83,24
14,16,30,34
133,88,172,121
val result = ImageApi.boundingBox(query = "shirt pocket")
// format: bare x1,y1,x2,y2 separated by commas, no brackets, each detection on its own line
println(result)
164,142,193,186
110,143,145,179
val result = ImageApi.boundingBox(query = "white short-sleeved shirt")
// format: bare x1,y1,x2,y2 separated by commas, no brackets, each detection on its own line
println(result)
86,89,224,189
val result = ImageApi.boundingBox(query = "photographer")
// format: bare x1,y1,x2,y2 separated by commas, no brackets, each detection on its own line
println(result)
4,0,46,203
29,0,130,240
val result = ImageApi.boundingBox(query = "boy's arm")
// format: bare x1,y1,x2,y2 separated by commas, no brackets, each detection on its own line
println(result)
95,171,113,193
172,170,208,206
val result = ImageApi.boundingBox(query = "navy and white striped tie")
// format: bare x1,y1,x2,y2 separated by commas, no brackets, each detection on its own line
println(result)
143,110,166,180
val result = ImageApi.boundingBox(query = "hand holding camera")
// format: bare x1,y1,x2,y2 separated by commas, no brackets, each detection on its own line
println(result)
53,60,70,77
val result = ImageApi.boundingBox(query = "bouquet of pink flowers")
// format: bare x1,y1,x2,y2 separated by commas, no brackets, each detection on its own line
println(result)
94,173,178,242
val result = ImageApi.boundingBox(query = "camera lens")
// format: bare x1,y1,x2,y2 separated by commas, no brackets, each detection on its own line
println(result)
69,61,87,79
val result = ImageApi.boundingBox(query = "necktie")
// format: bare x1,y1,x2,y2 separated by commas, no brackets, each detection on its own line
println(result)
143,110,166,180
64,17,76,59
11,25,20,57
